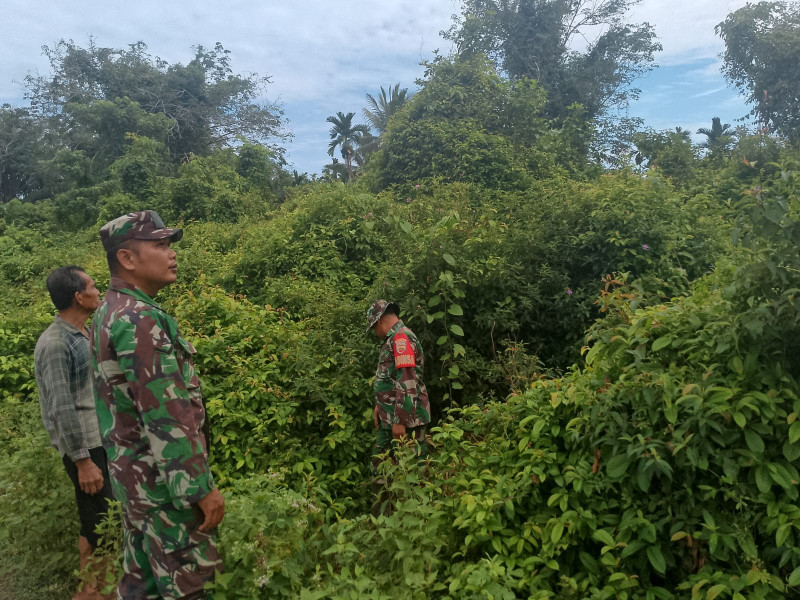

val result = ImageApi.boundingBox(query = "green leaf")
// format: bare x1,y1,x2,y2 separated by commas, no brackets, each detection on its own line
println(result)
550,522,564,544
443,253,456,266
450,324,464,336
776,523,791,547
453,343,466,357
637,462,654,492
584,343,601,365
400,221,413,234
665,404,678,424
788,566,800,586
769,463,793,489
755,465,772,493
578,552,599,575
784,441,800,462
428,295,442,308
790,421,800,444
652,336,673,351
621,540,647,558
448,303,464,316
731,356,743,374
739,532,758,559
592,529,615,547
436,336,448,345
647,545,666,574
745,429,765,454
606,454,630,478
733,412,746,428
706,584,727,600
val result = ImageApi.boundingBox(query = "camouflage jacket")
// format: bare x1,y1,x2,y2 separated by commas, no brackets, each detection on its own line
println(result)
374,320,430,428
91,277,214,517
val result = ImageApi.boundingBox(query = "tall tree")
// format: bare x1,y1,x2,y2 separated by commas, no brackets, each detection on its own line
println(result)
632,127,697,187
322,158,348,183
363,84,410,134
23,40,289,161
0,105,46,202
717,1,800,141
696,117,735,156
444,0,661,123
367,55,569,190
326,111,369,182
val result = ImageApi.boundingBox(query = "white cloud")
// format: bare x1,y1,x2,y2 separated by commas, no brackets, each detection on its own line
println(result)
689,86,727,99
0,0,755,172
629,0,749,65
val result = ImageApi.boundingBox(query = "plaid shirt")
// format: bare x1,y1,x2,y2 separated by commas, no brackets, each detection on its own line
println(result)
34,315,102,461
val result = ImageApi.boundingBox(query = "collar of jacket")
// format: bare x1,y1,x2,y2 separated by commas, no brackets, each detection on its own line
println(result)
383,319,404,341
108,276,163,311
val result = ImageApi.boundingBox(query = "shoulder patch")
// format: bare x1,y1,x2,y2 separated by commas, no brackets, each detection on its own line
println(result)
393,332,416,368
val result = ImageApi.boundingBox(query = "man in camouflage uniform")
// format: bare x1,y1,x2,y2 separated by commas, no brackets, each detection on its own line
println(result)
91,210,224,600
366,300,431,474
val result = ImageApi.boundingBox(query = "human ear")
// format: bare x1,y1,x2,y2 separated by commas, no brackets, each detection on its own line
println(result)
116,248,138,271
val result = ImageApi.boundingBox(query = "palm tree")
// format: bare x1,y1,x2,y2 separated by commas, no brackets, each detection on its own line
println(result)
322,158,348,182
326,111,370,182
363,84,409,134
354,132,380,166
697,117,735,152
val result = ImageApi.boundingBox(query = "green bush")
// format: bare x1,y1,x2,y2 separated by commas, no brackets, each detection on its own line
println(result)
2,134,799,598
0,402,78,598
162,281,374,503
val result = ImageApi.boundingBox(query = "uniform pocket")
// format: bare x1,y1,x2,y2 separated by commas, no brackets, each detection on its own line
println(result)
144,509,221,598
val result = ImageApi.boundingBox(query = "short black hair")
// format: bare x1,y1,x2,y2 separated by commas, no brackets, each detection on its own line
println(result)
106,240,140,275
46,266,87,311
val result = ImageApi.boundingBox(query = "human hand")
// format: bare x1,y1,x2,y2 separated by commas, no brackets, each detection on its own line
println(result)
197,488,225,532
392,423,406,439
75,457,104,495
373,405,380,430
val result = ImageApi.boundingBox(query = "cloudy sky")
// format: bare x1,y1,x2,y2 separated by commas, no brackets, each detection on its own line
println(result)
0,0,752,174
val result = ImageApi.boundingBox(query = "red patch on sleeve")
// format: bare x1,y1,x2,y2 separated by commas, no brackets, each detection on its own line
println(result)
393,333,416,368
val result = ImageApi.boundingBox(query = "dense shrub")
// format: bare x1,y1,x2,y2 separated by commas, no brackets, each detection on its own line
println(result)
202,174,800,596
0,402,78,598
1,144,798,598
162,281,374,503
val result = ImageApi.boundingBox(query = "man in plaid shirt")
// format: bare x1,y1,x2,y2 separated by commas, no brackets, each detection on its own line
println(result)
35,265,113,600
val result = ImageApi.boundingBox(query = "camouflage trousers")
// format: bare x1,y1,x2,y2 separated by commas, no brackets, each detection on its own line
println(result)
118,505,221,600
371,425,427,476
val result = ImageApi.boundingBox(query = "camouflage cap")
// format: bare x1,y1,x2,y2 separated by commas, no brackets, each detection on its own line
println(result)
99,210,183,253
366,299,399,332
